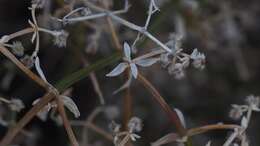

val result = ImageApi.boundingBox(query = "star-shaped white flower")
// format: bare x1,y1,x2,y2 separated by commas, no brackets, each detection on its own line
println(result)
106,42,158,79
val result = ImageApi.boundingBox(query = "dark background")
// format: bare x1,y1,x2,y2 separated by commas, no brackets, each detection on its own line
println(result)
0,0,260,146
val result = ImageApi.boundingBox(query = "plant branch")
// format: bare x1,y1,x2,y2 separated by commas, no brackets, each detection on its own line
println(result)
137,73,186,136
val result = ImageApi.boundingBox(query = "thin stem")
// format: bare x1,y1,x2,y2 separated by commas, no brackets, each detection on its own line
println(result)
63,7,86,19
137,73,186,136
106,17,121,50
0,46,49,89
0,28,34,43
70,121,113,141
187,124,241,137
61,1,172,53
0,97,11,104
0,92,55,146
132,49,164,62
56,97,79,146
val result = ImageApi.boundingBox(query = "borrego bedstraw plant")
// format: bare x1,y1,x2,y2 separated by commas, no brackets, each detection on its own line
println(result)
0,0,258,146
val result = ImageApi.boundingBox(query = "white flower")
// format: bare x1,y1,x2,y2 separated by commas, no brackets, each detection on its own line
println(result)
104,106,120,120
168,63,185,79
109,121,121,133
128,117,143,133
229,104,248,120
53,30,69,47
245,95,260,111
106,42,158,79
11,41,24,57
190,49,206,70
9,99,25,112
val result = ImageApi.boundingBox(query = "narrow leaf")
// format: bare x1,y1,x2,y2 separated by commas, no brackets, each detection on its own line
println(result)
174,108,186,128
35,57,47,82
60,95,80,118
135,58,158,67
124,42,131,61
106,63,128,77
130,63,138,78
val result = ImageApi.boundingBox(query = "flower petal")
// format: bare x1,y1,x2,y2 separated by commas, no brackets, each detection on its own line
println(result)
174,108,186,128
135,58,159,67
60,95,80,118
241,116,248,128
106,63,128,77
130,63,138,79
35,57,48,82
124,42,131,61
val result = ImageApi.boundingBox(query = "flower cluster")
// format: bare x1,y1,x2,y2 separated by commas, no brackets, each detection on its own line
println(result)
225,95,260,146
110,117,143,146
160,34,206,79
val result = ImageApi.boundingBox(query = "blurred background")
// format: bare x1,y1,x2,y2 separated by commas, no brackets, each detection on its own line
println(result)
0,0,260,146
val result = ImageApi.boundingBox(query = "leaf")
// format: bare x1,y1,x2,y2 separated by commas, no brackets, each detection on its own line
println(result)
174,108,186,128
60,95,80,118
55,52,121,92
135,58,158,67
130,63,138,78
124,42,131,61
35,57,48,82
106,63,128,77
151,133,179,146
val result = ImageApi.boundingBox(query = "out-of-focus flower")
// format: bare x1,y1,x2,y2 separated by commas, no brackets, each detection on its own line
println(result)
160,34,206,79
168,63,185,79
245,95,260,111
190,49,206,70
128,117,142,133
104,106,120,120
53,30,69,47
229,104,247,120
9,99,25,112
11,41,24,57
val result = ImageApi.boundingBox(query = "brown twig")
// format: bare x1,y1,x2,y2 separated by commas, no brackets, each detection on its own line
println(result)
137,73,186,136
56,97,79,146
187,124,241,137
0,46,49,89
0,44,79,146
0,92,55,146
106,17,121,50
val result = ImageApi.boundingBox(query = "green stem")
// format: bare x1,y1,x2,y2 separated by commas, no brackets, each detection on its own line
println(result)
55,52,121,92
